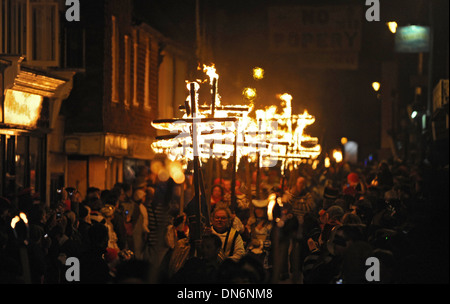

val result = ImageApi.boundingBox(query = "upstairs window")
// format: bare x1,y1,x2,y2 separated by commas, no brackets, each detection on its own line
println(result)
111,15,119,103
1,0,27,55
27,0,59,66
124,34,131,108
144,37,151,111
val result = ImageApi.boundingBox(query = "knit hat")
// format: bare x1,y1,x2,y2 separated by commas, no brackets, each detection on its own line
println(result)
323,186,339,200
326,205,344,221
347,172,360,185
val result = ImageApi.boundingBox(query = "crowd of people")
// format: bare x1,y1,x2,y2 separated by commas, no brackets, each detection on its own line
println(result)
0,156,447,284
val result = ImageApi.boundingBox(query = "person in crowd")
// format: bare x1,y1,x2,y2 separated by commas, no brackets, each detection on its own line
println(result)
234,180,251,226
99,205,120,258
210,184,225,211
118,183,139,252
370,161,394,193
0,156,445,284
281,176,316,282
104,190,127,250
169,233,223,284
210,206,245,262
78,222,113,283
132,187,149,260
245,198,272,266
86,187,101,201
87,198,105,225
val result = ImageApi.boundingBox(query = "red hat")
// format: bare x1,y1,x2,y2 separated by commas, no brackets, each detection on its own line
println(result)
347,172,359,185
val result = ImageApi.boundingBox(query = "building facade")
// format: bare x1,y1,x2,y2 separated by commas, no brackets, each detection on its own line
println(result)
1,0,75,207
61,0,196,198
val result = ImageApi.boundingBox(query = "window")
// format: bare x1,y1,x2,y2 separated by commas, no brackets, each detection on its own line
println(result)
132,29,139,107
124,34,130,108
1,0,27,55
1,0,59,66
64,25,85,69
144,37,151,111
27,1,59,66
111,15,119,103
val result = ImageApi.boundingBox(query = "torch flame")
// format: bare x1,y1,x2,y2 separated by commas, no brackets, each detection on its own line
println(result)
11,216,20,229
19,212,28,224
203,64,219,85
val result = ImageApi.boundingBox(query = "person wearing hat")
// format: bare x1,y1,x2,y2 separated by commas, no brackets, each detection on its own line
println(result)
343,172,367,200
245,198,272,264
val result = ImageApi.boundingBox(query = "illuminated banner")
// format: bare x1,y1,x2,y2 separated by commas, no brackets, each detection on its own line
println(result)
268,5,363,70
395,25,430,53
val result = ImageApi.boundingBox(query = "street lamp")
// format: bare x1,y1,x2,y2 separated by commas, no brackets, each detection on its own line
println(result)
253,67,264,80
242,87,257,100
387,21,398,34
372,82,381,92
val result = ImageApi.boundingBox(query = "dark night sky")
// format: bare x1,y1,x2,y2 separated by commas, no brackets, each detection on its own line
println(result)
136,0,449,160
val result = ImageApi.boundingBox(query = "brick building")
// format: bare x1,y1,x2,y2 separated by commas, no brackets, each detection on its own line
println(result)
61,0,196,197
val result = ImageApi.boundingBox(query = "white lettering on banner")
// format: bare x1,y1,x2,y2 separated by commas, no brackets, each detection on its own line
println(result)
268,5,362,52
268,5,362,69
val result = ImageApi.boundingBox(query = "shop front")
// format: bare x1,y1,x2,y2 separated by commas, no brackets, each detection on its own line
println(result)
64,133,155,198
1,55,73,208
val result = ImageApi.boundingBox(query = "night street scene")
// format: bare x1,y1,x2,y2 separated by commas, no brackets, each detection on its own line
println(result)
0,0,448,288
